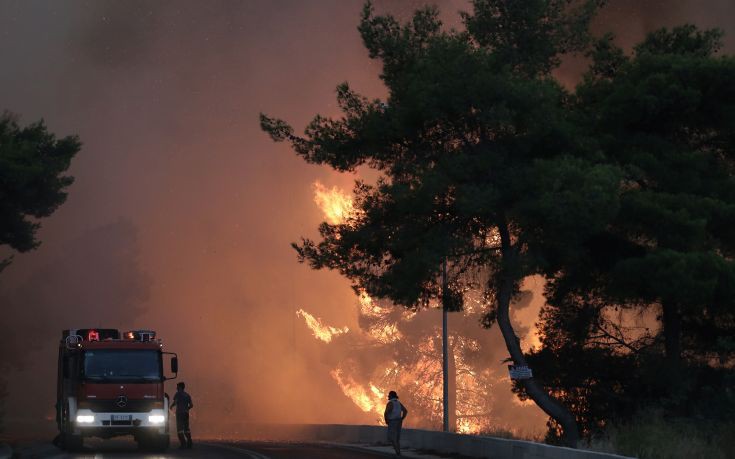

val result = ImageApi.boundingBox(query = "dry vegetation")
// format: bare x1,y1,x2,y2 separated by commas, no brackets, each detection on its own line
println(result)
586,411,735,459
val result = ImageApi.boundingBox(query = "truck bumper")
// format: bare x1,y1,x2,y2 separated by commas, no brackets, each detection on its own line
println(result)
73,409,168,436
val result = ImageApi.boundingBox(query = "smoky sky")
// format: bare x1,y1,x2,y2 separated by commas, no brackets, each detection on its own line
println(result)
0,220,149,428
1,0,734,437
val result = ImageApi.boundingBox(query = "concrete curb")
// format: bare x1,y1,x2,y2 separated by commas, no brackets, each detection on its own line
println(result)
310,424,634,459
211,424,636,459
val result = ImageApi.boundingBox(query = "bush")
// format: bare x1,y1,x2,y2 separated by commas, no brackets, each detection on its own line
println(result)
587,411,735,459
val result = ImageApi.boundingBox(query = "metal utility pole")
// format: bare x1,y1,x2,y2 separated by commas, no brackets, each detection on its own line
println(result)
442,257,449,432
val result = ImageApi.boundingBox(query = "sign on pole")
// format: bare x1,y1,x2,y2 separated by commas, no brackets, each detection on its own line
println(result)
508,365,533,380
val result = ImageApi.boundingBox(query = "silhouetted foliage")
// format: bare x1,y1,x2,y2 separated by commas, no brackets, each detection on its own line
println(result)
262,2,735,447
0,112,79,428
263,0,609,447
0,113,80,266
524,25,735,440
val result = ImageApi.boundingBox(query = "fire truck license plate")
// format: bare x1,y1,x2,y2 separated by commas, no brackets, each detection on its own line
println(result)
112,414,131,422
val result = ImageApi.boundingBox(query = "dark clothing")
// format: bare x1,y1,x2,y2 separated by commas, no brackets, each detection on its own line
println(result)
173,391,193,413
176,412,192,447
176,412,191,433
387,418,403,448
384,399,407,456
172,390,193,448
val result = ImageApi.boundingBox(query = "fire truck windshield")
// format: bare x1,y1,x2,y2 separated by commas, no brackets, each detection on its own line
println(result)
82,350,162,382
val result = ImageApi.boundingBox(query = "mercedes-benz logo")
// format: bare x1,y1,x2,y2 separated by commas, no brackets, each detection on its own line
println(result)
116,395,128,408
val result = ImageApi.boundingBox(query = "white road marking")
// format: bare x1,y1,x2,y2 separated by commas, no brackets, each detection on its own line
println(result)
202,442,271,459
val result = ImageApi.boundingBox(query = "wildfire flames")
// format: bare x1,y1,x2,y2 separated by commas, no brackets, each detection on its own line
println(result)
359,291,403,344
295,308,349,343
330,368,386,414
297,180,543,434
312,181,360,225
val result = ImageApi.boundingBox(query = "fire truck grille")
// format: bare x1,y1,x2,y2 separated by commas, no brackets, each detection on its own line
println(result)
82,399,159,412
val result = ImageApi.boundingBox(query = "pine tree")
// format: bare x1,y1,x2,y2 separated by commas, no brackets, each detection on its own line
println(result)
262,1,610,446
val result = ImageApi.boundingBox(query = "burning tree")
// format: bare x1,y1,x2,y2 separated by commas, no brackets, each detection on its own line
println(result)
299,181,539,433
298,266,544,433
349,293,499,433
261,0,612,447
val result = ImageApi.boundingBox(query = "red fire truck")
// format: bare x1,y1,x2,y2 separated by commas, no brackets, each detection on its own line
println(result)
56,328,178,451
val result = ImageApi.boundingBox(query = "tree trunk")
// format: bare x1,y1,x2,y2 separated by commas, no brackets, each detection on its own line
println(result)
661,301,682,392
497,222,579,447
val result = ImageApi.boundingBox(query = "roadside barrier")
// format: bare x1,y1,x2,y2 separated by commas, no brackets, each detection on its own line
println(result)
208,423,635,459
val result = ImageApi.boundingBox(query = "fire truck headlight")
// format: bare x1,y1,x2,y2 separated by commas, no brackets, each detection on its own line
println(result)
76,414,95,423
148,415,165,424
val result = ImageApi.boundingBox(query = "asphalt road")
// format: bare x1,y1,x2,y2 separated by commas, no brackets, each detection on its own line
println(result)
10,439,393,459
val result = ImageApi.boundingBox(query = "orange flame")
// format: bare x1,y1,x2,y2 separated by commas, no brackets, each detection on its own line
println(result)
296,309,349,343
307,184,544,434
331,368,386,415
358,290,385,317
312,181,359,225
358,290,403,343
368,322,402,344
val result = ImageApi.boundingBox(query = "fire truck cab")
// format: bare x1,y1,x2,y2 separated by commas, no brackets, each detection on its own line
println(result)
56,328,178,451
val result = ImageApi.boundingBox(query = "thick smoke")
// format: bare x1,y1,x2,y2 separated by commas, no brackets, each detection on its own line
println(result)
0,220,148,435
0,0,733,440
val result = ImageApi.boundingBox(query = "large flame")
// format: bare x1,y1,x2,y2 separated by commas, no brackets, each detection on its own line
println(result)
306,181,541,435
359,290,403,343
358,290,386,317
295,308,349,343
312,181,359,225
331,368,385,415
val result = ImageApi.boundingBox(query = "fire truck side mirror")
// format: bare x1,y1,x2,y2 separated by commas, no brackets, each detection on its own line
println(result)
62,356,69,378
171,356,178,374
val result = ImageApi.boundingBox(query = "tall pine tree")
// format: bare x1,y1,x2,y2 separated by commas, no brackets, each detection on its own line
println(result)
262,1,610,446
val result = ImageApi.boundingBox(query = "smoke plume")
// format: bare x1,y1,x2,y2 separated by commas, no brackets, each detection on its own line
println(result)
0,0,732,439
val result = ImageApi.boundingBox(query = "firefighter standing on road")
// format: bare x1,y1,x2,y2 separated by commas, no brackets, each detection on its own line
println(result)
170,381,194,449
384,390,408,456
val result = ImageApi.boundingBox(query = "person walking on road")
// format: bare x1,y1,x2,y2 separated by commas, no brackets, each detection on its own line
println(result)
384,390,408,456
170,381,194,449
